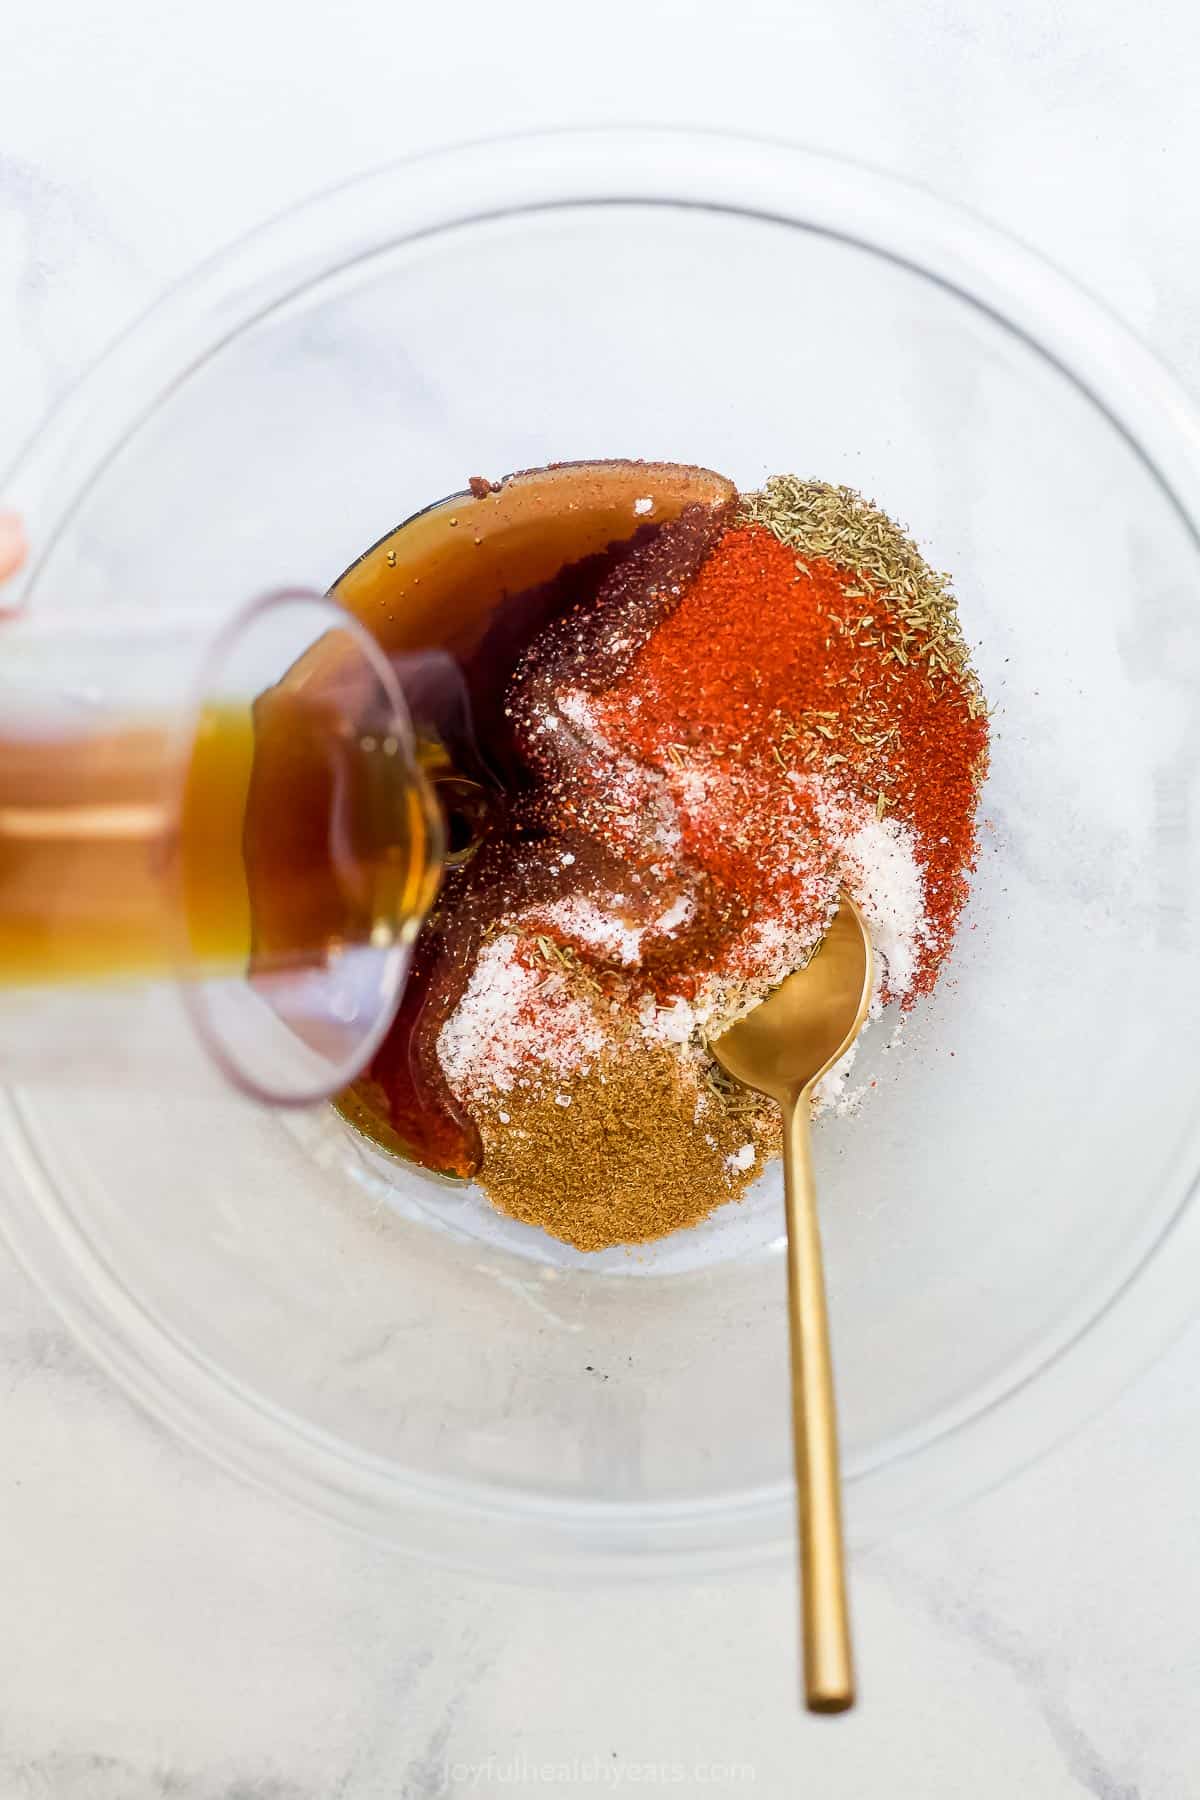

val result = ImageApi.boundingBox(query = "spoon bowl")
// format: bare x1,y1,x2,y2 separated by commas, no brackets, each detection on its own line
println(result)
714,897,873,1106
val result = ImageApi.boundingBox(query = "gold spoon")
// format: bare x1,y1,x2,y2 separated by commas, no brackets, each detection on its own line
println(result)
712,895,872,1714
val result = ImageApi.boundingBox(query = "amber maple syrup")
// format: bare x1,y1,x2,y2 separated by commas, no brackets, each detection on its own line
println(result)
0,696,440,993
0,706,261,985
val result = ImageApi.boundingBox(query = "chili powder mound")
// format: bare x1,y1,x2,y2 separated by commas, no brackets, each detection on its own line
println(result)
589,512,988,997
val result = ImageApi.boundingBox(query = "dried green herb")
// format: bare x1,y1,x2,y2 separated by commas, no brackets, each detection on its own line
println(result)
738,475,986,719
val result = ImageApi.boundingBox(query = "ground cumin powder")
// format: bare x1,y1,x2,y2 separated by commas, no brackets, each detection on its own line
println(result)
472,1046,778,1252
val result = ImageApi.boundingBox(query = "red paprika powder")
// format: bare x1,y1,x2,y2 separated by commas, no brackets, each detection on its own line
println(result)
590,518,988,997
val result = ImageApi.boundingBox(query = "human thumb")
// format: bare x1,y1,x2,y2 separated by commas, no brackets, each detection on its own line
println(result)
0,511,29,611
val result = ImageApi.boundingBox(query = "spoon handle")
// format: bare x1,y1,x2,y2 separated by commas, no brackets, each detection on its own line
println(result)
781,1090,855,1713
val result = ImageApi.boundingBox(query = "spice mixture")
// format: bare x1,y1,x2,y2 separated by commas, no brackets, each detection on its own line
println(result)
348,467,989,1251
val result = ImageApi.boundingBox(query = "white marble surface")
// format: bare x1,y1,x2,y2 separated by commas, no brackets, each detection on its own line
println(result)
3,1,1200,1793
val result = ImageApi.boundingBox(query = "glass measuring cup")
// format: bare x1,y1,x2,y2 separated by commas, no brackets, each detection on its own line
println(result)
0,589,443,1104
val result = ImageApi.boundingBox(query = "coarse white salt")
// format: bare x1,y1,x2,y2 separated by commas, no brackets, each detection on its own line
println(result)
556,688,597,730
555,1093,572,1107
538,895,644,966
498,1111,511,1124
813,1040,862,1114
641,995,696,1046
655,890,695,934
838,811,931,1002
437,933,608,1098
725,1143,756,1173
633,496,654,514
673,766,711,812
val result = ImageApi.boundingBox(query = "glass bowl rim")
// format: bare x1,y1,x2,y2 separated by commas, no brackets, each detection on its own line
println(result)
2,124,1199,1576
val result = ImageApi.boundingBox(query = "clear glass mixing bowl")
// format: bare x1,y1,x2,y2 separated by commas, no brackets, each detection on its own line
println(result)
3,130,1200,1575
